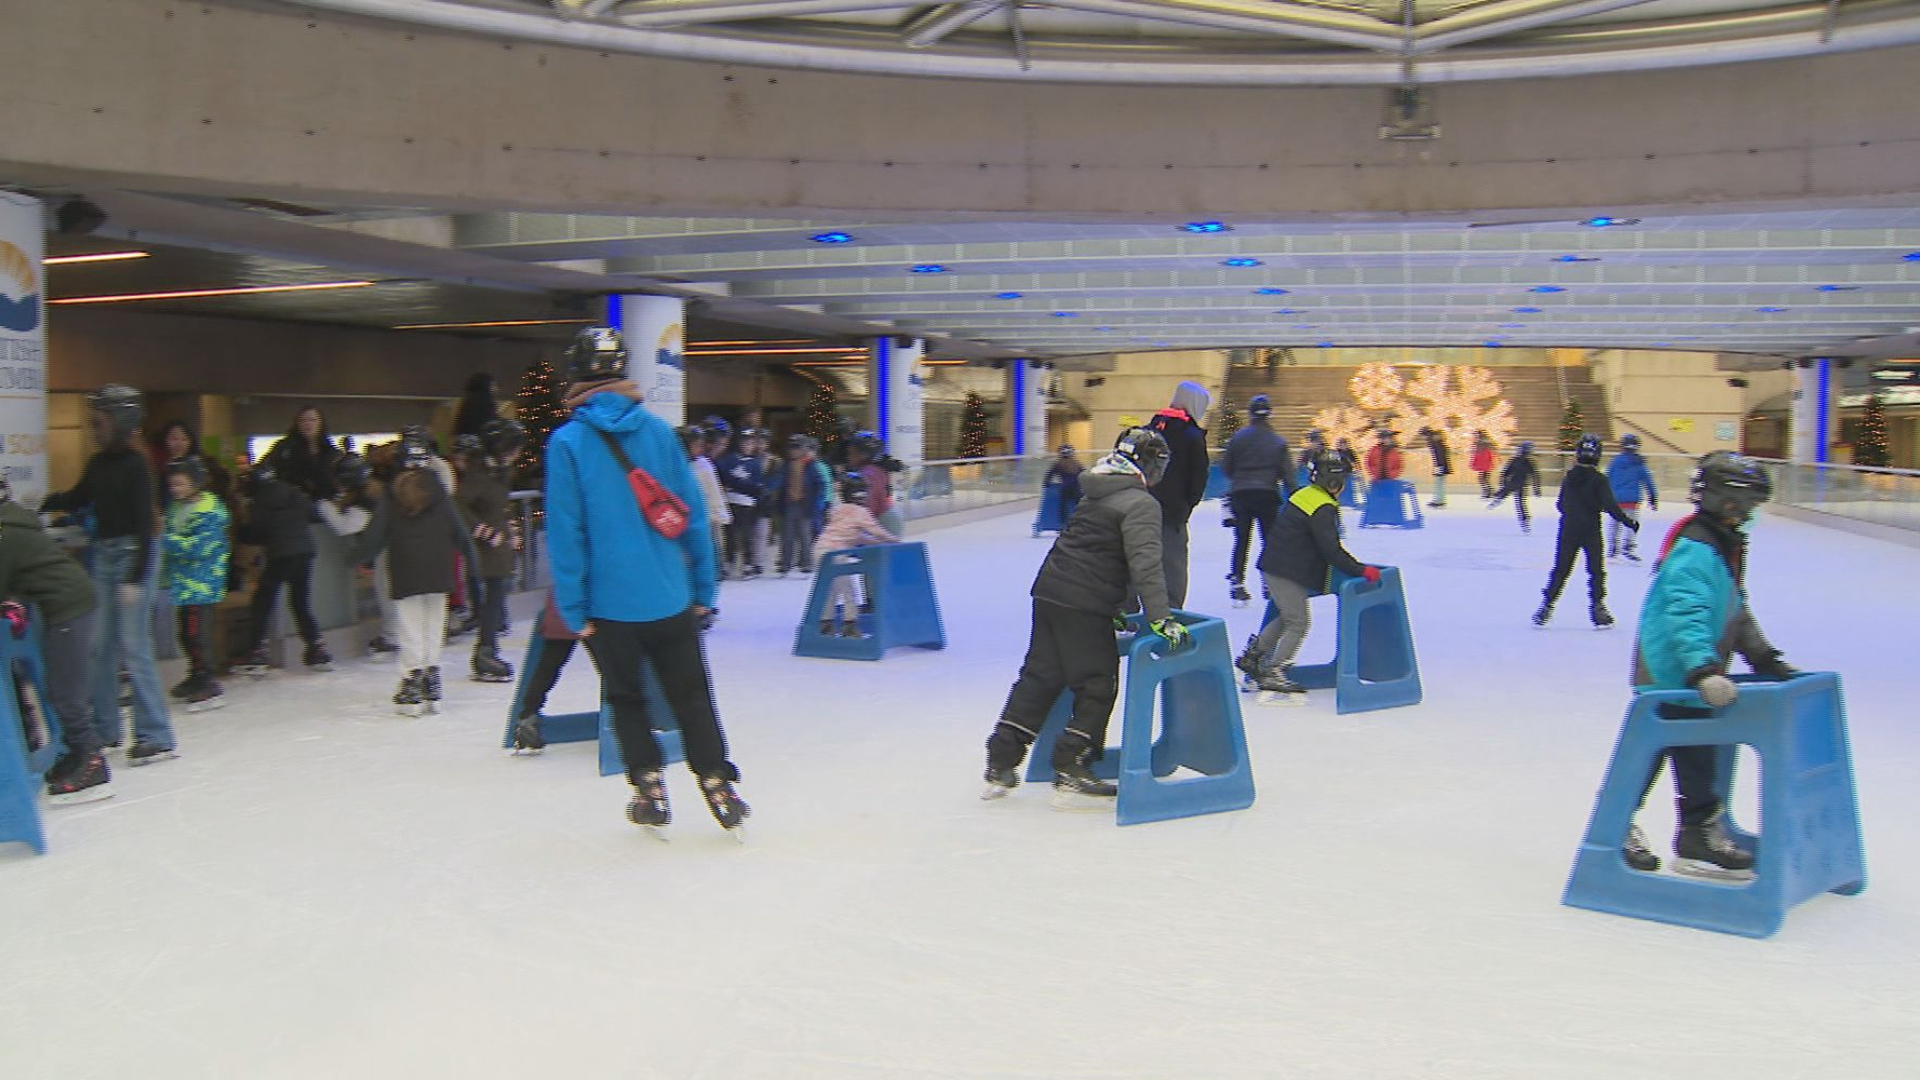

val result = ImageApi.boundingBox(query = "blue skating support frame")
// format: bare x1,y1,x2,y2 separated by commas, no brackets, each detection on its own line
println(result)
1261,567,1423,714
1,614,64,856
1022,611,1255,826
1561,673,1866,939
1339,478,1360,510
794,541,946,661
1203,464,1229,501
1032,486,1064,537
1359,478,1424,529
501,635,683,777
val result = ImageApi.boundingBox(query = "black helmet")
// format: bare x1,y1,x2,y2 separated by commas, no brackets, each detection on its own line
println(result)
451,434,485,460
1113,426,1171,486
1575,433,1602,465
334,453,371,491
678,424,706,451
1248,394,1272,420
1057,444,1076,457
399,440,436,472
1517,440,1534,455
702,416,733,445
165,456,209,490
849,430,884,457
88,384,145,442
1691,452,1772,524
479,418,526,460
787,433,816,453
1620,433,1641,451
564,326,629,384
840,471,870,504
1309,449,1352,493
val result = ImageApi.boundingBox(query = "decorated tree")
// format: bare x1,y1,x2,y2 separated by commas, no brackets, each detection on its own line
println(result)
803,380,839,442
1558,399,1585,451
1855,392,1891,467
1213,398,1243,450
513,356,568,483
958,391,990,458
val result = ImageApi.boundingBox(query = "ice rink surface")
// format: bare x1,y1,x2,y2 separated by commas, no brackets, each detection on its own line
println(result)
4,494,1917,1079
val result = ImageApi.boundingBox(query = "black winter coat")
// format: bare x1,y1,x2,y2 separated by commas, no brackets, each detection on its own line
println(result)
1145,409,1209,526
1500,454,1540,496
353,471,473,600
1258,486,1368,593
1030,470,1171,626
1220,423,1291,495
1556,464,1636,533
239,477,317,559
1426,436,1452,476
455,465,517,580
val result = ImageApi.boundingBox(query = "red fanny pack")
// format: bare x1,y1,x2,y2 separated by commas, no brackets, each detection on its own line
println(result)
595,428,690,539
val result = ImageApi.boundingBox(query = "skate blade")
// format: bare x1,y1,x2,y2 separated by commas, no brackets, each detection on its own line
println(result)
980,783,1017,801
723,826,747,844
426,702,442,714
1254,690,1308,707
635,824,671,842
127,750,178,767
185,697,227,713
1050,787,1116,812
47,785,115,806
471,674,514,684
396,704,428,718
1673,858,1754,883
307,665,336,674
509,745,546,756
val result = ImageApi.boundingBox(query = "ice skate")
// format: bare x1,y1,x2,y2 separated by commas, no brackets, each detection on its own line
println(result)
183,677,226,713
1622,546,1642,563
981,766,1019,800
169,675,196,700
1531,601,1554,627
700,775,750,840
1622,823,1660,872
471,650,514,684
1233,634,1265,687
367,635,399,656
1254,667,1306,695
510,714,546,754
393,671,428,717
818,619,834,637
838,620,864,639
230,647,272,678
628,770,671,839
127,742,178,767
303,642,336,673
1673,812,1754,881
423,667,444,714
1049,733,1116,811
1590,601,1615,629
1229,582,1252,608
45,753,113,806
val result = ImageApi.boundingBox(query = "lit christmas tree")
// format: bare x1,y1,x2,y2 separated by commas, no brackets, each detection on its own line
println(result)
1558,399,1585,451
1214,398,1242,450
1856,392,1891,467
513,356,568,483
958,391,990,458
804,380,839,442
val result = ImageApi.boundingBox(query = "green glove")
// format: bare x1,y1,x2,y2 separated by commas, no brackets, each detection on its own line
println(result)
1112,615,1131,634
1148,618,1190,651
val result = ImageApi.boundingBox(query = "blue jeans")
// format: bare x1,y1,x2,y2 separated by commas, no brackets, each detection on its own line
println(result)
90,538,175,750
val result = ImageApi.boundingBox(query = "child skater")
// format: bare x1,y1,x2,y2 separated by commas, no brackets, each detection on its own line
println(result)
353,439,474,716
456,420,526,684
161,458,231,712
814,473,901,638
1486,441,1542,533
980,427,1186,810
1606,432,1658,562
317,453,403,656
1533,434,1638,629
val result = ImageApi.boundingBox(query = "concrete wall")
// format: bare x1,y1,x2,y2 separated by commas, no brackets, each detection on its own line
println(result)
1587,349,1768,455
1070,351,1231,444
5,0,1920,219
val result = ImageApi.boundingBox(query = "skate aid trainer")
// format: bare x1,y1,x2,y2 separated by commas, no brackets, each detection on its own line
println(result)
1561,673,1866,939
1,605,66,856
1024,611,1256,827
793,540,946,661
1359,478,1424,529
500,636,684,777
1258,566,1422,714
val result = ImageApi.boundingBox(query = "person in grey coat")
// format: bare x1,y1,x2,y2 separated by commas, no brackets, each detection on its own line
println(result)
1219,393,1291,606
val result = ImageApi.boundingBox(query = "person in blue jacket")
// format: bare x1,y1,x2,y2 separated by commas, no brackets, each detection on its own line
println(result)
1605,432,1658,561
766,434,829,576
1617,452,1795,879
545,326,748,837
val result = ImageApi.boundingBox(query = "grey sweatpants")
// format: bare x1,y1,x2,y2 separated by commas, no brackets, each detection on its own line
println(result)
1161,521,1190,609
1254,574,1315,671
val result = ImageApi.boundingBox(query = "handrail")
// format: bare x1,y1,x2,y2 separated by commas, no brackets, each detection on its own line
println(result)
1610,415,1691,456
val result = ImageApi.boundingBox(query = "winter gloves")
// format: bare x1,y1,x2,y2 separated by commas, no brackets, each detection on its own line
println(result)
1362,566,1382,584
1148,618,1191,652
1695,674,1739,708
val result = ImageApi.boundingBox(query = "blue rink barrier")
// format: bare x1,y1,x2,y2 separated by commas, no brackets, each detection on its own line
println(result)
1561,673,1865,939
794,541,946,661
1262,566,1422,714
1,613,63,856
1359,478,1423,528
501,635,683,777
1203,464,1229,502
1022,611,1255,827
1033,486,1065,537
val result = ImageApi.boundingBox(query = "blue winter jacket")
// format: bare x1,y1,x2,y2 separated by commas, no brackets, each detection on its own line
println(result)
1606,451,1658,506
546,393,716,633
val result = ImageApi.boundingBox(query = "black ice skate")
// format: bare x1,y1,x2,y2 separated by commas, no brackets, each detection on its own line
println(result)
45,753,113,806
1622,546,1642,563
1254,667,1306,695
700,775,750,840
394,670,428,717
1233,635,1265,687
1229,582,1252,608
1673,812,1754,881
183,676,226,713
169,675,196,700
127,742,178,767
511,714,546,754
1622,823,1660,872
1532,601,1554,627
367,635,400,656
1049,732,1117,811
471,650,514,684
423,667,444,713
981,766,1019,800
231,648,272,678
982,727,1026,800
304,642,336,673
628,770,671,838
1590,601,1615,629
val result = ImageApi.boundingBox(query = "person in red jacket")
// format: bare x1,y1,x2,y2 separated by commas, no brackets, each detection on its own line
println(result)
1469,430,1497,499
1365,428,1404,482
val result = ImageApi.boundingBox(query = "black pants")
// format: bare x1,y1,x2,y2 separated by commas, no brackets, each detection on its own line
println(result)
582,610,737,784
43,611,102,759
726,506,761,570
1227,488,1280,585
175,604,215,676
247,554,318,649
996,599,1121,751
520,636,577,719
475,576,509,655
1640,703,1723,829
1543,524,1604,606
1490,482,1533,528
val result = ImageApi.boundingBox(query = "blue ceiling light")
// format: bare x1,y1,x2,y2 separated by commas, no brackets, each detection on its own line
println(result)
1095,326,1113,332
1580,216,1640,227
1272,309,1303,315
810,231,855,244
1903,252,1920,261
910,264,948,274
1152,341,1172,347
1483,341,1505,348
1650,342,1673,348
1181,221,1231,234
1816,284,1859,292
993,291,1023,300
1512,306,1543,314
1292,324,1317,330
1756,306,1787,313
1552,255,1600,263
1254,287,1289,295
1315,341,1336,348
1051,311,1078,317
1498,323,1525,329
1221,258,1264,268
1529,285,1567,294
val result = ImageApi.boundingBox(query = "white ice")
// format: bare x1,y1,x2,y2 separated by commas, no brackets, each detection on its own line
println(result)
3,495,1917,1079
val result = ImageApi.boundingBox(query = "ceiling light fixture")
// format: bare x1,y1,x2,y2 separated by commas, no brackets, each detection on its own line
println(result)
993,292,1024,300
1181,221,1230,234
1756,306,1787,313
1273,309,1303,315
49,280,376,306
1552,255,1600,263
684,346,867,357
1512,306,1543,314
1815,285,1858,292
910,264,949,274
394,318,597,331
1051,311,1078,317
43,251,151,266
810,232,855,244
1254,287,1288,295
1529,285,1567,294
1580,216,1640,227
1221,258,1263,268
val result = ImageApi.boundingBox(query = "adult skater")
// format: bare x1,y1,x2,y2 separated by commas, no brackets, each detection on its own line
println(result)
1235,450,1379,694
1218,394,1290,608
1606,433,1658,561
546,326,748,837
981,427,1186,809
1486,441,1542,533
1533,434,1639,628
1469,431,1497,499
230,458,333,676
1365,428,1403,484
1144,381,1210,608
1421,427,1452,508
1616,452,1793,878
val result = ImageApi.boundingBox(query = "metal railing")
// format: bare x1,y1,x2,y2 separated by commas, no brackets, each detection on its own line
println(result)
1518,452,1920,534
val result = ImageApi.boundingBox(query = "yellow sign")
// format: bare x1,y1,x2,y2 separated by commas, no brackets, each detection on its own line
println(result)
1668,417,1695,433
1117,414,1142,429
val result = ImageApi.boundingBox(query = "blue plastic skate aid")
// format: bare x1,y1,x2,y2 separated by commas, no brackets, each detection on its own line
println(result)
500,636,684,776
1,613,64,856
1203,464,1229,501
1560,673,1866,939
1023,611,1256,826
1264,567,1423,714
1339,479,1360,510
502,635,597,749
793,541,946,661
1358,478,1424,529
1032,486,1065,537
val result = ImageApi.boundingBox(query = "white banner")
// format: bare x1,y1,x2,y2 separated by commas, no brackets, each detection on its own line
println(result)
0,192,47,506
617,294,686,427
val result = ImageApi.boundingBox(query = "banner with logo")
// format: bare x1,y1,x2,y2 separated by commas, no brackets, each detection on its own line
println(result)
0,192,46,506
615,294,686,427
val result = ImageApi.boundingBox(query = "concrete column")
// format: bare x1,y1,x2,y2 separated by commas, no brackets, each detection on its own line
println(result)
867,336,924,466
1789,359,1832,464
1006,359,1046,458
0,192,48,506
610,294,687,426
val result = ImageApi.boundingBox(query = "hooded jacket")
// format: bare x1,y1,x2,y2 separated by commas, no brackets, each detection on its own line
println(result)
238,474,318,559
1030,461,1171,625
353,470,472,600
1258,484,1368,593
1633,514,1778,692
1146,381,1211,525
1555,464,1636,533
546,391,716,632
162,491,230,606
1220,421,1292,496
0,501,95,626
1606,451,1658,505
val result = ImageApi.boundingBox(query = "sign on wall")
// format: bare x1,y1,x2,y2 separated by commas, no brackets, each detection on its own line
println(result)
1668,417,1695,433
1715,421,1737,442
0,192,46,506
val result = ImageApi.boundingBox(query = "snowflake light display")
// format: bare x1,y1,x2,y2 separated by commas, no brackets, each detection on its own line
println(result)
1308,405,1384,456
1348,363,1405,412
1402,365,1518,459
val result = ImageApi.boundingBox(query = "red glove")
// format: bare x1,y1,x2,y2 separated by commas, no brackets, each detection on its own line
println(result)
1,601,27,640
1362,566,1381,585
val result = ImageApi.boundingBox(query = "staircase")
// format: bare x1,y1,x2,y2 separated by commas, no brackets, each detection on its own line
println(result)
1221,363,1613,449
